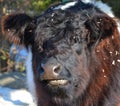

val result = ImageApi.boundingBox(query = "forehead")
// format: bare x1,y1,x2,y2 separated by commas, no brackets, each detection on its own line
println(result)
35,12,84,44
34,1,98,44
35,1,95,24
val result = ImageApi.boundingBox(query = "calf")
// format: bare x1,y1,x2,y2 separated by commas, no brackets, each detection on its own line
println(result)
1,0,120,106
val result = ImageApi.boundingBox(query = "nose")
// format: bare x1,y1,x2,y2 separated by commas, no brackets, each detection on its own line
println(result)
40,62,61,80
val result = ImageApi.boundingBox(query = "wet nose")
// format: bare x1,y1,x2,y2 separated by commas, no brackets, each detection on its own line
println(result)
40,62,61,80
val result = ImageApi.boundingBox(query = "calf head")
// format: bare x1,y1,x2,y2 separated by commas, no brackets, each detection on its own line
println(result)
1,1,120,106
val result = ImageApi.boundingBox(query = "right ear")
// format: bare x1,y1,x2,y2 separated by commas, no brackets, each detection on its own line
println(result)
1,13,35,46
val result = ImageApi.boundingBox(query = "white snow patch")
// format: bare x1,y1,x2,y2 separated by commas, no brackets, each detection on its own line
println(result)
0,86,35,106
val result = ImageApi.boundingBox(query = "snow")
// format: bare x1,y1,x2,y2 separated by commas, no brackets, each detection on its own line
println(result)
0,86,36,106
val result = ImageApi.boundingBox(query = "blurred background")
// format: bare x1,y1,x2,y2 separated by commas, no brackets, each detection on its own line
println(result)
0,0,120,73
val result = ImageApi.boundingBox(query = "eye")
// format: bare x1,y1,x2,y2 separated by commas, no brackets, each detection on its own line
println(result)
76,48,81,55
43,41,49,49
43,40,55,50
72,43,82,55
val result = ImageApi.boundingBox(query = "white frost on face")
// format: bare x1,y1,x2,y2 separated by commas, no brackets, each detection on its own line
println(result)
26,47,37,105
54,1,77,10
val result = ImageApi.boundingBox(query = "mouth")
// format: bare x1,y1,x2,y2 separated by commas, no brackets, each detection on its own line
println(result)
43,79,69,86
49,79,68,86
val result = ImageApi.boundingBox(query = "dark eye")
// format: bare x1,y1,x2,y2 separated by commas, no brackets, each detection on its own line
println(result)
42,41,47,49
76,48,81,55
43,41,50,49
72,43,82,55
43,40,55,50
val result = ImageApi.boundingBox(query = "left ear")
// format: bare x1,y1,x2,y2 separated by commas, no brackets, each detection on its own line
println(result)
85,15,117,43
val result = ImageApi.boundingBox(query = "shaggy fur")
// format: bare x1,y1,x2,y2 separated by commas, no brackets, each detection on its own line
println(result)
1,0,120,106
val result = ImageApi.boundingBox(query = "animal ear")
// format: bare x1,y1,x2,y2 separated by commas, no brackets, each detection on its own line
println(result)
1,13,35,45
85,15,117,44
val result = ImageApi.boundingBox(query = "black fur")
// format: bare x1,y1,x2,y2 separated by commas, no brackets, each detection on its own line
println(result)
1,0,120,106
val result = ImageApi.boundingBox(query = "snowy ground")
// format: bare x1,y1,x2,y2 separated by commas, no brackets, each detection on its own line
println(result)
0,72,36,106
0,86,36,106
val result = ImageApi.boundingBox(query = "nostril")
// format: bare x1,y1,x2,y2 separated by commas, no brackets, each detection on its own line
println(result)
53,65,61,74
